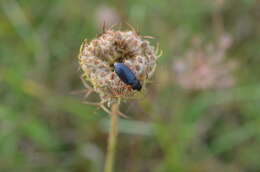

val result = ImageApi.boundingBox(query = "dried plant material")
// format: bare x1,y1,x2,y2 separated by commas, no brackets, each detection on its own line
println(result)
173,34,237,90
78,27,160,113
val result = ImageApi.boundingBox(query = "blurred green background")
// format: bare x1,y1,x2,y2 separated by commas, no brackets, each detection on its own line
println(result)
1,0,260,171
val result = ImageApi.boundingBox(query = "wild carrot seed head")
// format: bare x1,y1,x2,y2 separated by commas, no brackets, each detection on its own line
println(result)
78,29,160,105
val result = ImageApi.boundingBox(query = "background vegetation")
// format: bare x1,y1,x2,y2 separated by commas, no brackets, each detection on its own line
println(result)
1,0,260,171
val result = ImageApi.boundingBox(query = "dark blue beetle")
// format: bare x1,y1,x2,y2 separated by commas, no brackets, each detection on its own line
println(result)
114,63,142,91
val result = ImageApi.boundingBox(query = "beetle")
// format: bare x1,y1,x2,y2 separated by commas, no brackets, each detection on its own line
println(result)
114,62,142,91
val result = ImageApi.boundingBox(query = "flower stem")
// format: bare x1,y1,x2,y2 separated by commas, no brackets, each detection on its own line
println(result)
104,101,119,172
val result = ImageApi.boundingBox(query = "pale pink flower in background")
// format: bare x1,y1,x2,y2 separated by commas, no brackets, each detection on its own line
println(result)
173,34,237,90
95,5,121,30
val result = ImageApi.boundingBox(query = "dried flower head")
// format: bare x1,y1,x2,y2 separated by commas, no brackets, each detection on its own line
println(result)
78,27,160,115
173,34,237,90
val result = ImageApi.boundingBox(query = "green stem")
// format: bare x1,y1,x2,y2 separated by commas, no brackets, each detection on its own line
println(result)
104,101,119,172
